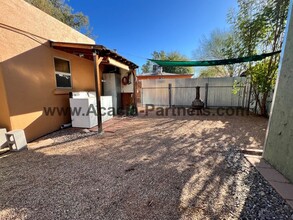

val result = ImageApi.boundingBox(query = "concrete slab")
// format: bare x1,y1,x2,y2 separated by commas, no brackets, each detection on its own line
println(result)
257,167,290,183
245,156,272,169
90,118,126,133
269,181,293,201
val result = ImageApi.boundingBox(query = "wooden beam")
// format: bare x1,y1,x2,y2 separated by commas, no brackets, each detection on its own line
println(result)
52,42,94,50
107,57,130,71
51,42,105,50
93,53,103,133
50,41,138,68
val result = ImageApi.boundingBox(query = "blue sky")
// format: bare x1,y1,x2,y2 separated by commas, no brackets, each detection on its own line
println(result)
68,0,238,73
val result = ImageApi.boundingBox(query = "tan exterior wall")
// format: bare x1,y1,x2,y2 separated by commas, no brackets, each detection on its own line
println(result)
0,0,96,141
0,64,11,130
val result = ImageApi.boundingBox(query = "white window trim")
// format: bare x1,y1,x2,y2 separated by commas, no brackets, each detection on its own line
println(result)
54,57,72,89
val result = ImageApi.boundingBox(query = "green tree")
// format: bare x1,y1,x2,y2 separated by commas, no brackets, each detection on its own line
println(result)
141,50,194,74
141,60,152,73
25,0,92,36
197,67,230,78
229,0,289,116
194,29,243,77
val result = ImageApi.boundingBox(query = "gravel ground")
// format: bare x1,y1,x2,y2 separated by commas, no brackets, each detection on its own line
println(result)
0,113,292,219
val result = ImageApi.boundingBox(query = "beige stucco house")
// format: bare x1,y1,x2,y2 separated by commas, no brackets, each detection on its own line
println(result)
0,0,138,141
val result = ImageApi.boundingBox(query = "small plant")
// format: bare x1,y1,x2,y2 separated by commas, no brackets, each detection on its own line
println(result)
232,80,243,95
127,104,137,116
127,96,137,116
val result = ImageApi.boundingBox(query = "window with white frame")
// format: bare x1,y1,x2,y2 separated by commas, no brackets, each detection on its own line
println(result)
54,57,72,88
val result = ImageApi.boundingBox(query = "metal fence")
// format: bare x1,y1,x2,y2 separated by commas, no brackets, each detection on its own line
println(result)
141,77,251,108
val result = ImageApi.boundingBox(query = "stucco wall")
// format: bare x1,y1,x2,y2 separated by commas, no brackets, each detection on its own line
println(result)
121,69,134,93
0,64,11,130
0,0,96,141
263,3,293,183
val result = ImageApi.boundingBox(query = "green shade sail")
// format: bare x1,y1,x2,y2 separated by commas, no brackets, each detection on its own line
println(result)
149,51,281,67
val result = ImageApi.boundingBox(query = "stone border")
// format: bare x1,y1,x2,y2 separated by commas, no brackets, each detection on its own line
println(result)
245,155,293,209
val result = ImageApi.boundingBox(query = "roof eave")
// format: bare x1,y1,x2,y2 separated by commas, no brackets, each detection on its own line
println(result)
50,41,138,69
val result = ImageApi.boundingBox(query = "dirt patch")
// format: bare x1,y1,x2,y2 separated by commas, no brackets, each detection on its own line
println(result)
1,114,291,219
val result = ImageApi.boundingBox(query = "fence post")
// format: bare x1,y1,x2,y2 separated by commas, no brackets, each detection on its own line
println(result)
242,85,246,108
205,83,208,108
168,83,172,108
247,82,252,111
141,88,143,106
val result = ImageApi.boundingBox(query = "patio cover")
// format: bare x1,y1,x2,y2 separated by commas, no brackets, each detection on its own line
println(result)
50,41,138,70
50,41,138,133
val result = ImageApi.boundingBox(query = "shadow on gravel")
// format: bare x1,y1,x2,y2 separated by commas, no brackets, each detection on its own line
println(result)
1,115,291,219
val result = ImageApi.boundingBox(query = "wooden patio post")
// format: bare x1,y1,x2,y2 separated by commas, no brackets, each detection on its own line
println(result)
132,69,138,114
205,83,209,108
168,83,172,108
93,52,103,133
